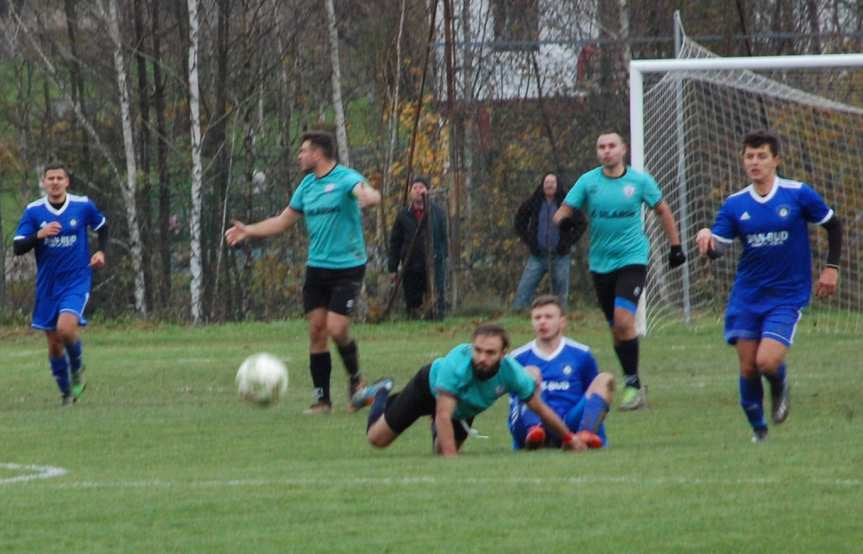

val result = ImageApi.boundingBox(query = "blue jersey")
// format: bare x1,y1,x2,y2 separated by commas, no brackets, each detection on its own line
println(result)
508,337,598,422
429,343,536,421
565,166,663,273
14,194,106,300
711,177,832,311
289,165,367,269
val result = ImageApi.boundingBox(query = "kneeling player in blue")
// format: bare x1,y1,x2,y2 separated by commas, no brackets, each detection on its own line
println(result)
352,323,591,457
696,130,841,442
13,163,108,405
509,295,614,450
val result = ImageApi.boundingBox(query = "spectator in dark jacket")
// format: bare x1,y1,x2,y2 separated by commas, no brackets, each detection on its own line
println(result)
513,172,586,310
388,177,448,318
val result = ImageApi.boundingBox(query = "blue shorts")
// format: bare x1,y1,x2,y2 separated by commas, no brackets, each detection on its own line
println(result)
509,396,607,449
724,304,802,348
32,290,90,331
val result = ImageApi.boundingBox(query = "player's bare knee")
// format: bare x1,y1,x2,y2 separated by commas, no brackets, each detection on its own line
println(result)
755,353,783,374
739,364,759,379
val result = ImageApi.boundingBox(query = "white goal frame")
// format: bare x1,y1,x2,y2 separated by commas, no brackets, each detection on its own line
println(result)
629,52,863,334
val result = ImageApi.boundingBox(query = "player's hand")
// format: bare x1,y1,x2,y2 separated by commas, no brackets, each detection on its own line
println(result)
225,220,249,246
815,266,839,298
524,365,542,388
695,228,715,256
37,222,62,239
89,251,106,268
668,244,686,268
561,433,587,452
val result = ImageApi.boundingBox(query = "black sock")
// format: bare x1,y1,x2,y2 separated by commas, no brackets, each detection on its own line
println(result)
614,338,640,389
367,390,393,432
337,340,360,379
310,352,332,403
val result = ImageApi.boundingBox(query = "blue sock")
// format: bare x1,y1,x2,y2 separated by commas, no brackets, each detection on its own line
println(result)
66,340,83,372
578,394,610,434
50,355,71,396
763,363,786,397
367,389,391,432
739,374,766,431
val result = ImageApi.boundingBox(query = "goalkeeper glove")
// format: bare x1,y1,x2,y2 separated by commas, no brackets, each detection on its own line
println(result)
668,245,686,268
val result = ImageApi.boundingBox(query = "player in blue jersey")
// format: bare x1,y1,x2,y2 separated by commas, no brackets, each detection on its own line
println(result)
225,131,381,414
695,129,842,442
351,323,590,457
508,295,615,450
13,163,108,405
553,131,685,411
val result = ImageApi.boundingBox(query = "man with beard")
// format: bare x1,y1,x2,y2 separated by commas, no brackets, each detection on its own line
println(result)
351,323,588,457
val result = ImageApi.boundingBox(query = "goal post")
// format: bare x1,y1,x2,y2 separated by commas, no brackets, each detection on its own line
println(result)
629,42,863,335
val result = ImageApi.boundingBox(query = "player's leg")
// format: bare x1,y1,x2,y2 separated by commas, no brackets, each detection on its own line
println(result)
756,306,799,424
609,265,647,410
327,265,366,410
44,330,72,404
57,292,89,399
550,254,571,311
575,372,615,438
513,255,545,311
736,339,768,441
305,306,332,413
367,366,434,448
508,401,545,449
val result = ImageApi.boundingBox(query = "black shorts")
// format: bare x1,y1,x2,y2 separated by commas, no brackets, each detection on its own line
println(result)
384,365,473,444
591,264,646,325
302,265,365,316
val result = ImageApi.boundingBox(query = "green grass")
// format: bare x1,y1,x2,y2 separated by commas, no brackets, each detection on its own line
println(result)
1,316,861,553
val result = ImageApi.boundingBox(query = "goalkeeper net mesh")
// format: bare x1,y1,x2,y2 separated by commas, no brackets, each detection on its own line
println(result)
641,36,863,334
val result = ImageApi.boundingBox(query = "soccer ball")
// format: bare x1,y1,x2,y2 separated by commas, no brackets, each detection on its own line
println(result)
235,353,288,405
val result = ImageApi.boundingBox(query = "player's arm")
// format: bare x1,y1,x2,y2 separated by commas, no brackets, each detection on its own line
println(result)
433,392,459,458
816,215,842,298
90,223,109,268
225,206,300,246
352,181,381,208
653,200,686,268
13,221,62,255
524,393,586,452
552,204,573,226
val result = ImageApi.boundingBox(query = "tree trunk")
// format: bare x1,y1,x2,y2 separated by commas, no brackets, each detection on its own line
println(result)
324,0,350,165
151,0,172,310
187,0,205,324
133,0,154,312
105,0,147,315
63,0,92,178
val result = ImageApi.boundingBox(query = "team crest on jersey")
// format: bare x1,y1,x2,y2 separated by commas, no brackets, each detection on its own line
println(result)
325,184,335,193
563,365,573,376
495,385,505,396
776,205,790,218
623,185,635,198
70,219,77,228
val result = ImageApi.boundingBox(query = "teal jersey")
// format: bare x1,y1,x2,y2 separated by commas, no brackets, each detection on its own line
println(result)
429,343,536,421
289,165,368,269
565,166,662,273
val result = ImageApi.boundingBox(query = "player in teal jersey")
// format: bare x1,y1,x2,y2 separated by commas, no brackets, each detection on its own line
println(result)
226,131,381,414
352,323,589,457
553,131,685,410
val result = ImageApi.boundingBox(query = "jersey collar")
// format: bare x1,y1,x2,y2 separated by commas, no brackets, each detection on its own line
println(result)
747,176,779,204
44,194,70,215
530,337,567,361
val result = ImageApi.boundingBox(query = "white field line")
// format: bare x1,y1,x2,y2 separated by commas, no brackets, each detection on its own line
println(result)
6,474,858,489
0,463,68,485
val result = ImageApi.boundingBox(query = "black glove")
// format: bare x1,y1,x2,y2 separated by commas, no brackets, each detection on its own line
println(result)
668,244,686,268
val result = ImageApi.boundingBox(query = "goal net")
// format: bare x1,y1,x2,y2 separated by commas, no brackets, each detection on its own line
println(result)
632,36,863,334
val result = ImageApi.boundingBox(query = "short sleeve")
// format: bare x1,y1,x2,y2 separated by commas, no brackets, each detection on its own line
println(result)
14,209,36,240
344,168,366,196
505,358,537,402
798,184,833,225
429,344,469,396
289,182,306,212
564,176,587,209
87,199,107,230
711,200,737,244
641,172,663,208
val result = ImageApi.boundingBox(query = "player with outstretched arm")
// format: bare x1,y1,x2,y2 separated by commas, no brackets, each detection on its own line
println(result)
695,129,841,442
225,131,380,414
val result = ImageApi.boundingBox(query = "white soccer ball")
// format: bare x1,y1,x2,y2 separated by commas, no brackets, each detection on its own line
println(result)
235,353,288,405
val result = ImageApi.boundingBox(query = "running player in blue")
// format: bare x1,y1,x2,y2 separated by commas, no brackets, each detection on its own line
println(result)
225,131,381,414
695,129,842,442
553,131,685,411
12,163,108,405
508,295,615,450
351,323,590,457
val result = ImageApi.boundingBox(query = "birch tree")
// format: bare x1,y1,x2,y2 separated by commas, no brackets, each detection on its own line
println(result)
103,0,147,315
187,0,205,324
325,0,350,164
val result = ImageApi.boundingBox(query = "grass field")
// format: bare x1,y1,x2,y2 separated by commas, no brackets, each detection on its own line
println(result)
1,315,861,553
